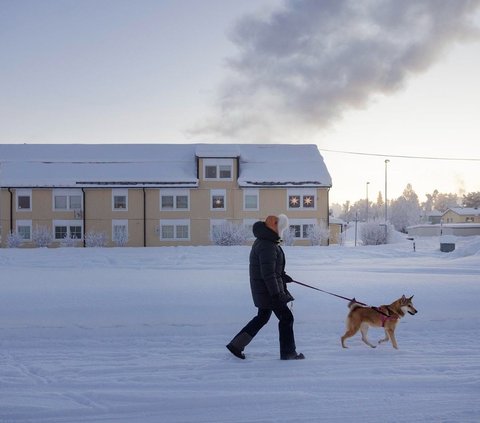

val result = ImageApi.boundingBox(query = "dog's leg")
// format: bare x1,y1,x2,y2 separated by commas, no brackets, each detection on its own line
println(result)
387,328,398,349
341,320,359,348
378,329,390,345
360,323,376,348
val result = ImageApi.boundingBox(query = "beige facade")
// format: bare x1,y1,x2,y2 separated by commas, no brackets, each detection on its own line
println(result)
0,144,334,247
442,208,480,224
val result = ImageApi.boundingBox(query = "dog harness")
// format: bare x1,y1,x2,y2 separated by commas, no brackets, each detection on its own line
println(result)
375,306,399,327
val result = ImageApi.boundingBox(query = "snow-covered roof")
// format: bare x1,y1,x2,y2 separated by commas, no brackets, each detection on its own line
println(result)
444,207,480,216
426,209,443,217
0,144,331,188
236,144,331,187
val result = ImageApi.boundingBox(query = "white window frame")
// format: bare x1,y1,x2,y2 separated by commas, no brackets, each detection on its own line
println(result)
16,189,32,211
160,189,190,211
243,189,259,211
112,219,128,242
159,219,190,241
203,159,233,181
52,189,83,211
287,189,317,210
288,218,318,239
211,189,227,211
112,189,128,211
16,220,32,241
53,220,83,240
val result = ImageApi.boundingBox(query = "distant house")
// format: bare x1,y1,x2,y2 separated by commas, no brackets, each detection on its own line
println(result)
407,207,480,237
442,207,480,224
425,209,443,224
0,144,333,247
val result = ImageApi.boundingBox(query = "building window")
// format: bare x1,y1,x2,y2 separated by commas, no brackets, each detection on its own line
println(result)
160,189,190,211
287,189,316,210
16,220,32,240
243,189,259,211
70,195,82,209
70,225,82,239
160,219,190,241
55,196,67,210
53,220,83,240
466,217,474,223
290,224,314,238
203,159,233,181
205,165,217,179
53,189,82,211
112,220,128,245
161,225,174,239
112,189,128,210
219,165,232,179
55,226,67,239
288,219,318,239
211,189,226,210
16,189,32,211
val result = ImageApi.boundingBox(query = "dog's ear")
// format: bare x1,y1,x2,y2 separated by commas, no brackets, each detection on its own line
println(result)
401,295,406,301
408,295,414,301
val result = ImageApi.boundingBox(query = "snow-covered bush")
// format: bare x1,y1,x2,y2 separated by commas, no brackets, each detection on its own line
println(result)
113,230,129,247
211,222,249,246
32,225,53,248
7,232,23,248
282,227,295,246
85,231,108,247
360,223,393,245
61,234,81,248
307,224,330,246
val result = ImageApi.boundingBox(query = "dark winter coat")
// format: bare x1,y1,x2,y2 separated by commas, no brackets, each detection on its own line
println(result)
249,221,294,309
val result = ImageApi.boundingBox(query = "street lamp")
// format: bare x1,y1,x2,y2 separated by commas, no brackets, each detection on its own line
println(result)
366,181,370,222
384,159,390,239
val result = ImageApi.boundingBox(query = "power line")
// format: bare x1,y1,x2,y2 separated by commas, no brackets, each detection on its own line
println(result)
318,148,480,161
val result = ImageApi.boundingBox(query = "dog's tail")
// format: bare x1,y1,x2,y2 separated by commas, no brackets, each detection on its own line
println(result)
348,298,363,310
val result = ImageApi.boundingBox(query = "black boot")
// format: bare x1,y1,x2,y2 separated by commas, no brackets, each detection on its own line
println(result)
280,352,305,360
226,343,245,359
226,332,252,360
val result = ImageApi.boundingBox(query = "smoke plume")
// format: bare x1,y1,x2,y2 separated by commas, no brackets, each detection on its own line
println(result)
198,0,480,140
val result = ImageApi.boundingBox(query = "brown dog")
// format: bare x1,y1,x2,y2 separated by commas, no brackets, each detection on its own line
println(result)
341,295,417,349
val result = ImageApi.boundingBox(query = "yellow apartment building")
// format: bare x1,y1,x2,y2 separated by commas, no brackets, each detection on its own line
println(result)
0,144,333,247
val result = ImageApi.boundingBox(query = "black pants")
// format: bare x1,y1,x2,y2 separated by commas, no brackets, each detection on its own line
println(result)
236,305,296,356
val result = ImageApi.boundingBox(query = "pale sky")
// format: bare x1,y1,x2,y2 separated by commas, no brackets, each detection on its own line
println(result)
1,0,479,205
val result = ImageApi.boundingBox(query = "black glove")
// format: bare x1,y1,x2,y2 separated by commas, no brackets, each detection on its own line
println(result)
271,292,292,308
282,273,294,283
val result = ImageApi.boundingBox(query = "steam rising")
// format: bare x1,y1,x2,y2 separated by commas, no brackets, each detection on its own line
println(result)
199,0,480,140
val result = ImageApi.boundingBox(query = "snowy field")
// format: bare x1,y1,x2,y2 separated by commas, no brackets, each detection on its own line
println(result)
1,234,480,423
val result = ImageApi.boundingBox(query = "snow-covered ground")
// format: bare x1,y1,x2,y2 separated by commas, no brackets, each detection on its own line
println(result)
1,234,479,422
